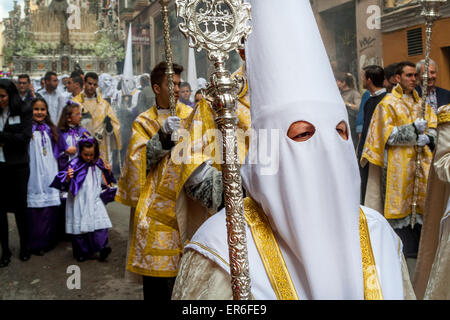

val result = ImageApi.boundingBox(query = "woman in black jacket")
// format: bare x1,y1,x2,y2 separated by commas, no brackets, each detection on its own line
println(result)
0,79,33,267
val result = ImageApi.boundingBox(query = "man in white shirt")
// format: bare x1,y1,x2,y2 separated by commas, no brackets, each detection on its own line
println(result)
37,71,66,124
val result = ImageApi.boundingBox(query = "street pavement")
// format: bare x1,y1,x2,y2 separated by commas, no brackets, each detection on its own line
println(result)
0,202,143,300
0,201,418,300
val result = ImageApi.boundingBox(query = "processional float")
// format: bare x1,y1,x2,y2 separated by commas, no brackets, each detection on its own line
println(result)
411,0,447,228
158,0,253,299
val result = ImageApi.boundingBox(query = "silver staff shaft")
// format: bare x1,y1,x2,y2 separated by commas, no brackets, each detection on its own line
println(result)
176,0,252,299
411,0,446,228
206,58,252,300
159,0,178,141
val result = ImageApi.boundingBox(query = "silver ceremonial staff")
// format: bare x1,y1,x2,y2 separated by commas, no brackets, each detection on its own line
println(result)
411,0,446,228
176,0,252,300
159,0,179,141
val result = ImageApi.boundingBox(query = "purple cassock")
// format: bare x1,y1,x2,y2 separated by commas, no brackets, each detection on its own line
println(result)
55,125,91,243
27,123,66,253
58,125,91,170
51,152,116,260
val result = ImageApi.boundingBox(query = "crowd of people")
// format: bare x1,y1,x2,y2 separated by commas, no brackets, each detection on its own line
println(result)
0,67,206,266
1,0,449,301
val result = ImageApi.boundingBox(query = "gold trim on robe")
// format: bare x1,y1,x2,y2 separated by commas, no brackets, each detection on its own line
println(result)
359,208,384,300
438,104,450,125
243,197,383,300
244,197,299,300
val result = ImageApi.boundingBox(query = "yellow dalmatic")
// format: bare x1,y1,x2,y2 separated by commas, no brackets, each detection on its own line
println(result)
73,92,122,163
361,85,437,219
116,103,192,277
174,65,251,244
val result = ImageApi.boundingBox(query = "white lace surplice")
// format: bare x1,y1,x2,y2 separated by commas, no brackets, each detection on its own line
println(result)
27,130,61,208
65,166,112,234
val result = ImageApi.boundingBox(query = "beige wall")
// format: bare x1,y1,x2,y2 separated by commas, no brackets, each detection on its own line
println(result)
356,0,384,74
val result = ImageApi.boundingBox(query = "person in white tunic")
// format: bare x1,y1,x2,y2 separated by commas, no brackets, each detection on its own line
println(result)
51,137,115,262
172,0,415,300
27,98,63,256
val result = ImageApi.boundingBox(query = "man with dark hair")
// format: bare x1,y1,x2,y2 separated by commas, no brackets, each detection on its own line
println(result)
150,62,184,92
66,75,83,99
384,62,399,93
415,58,450,114
361,61,438,261
37,71,66,124
116,61,193,301
39,77,45,91
17,74,35,106
357,65,387,204
72,65,84,81
73,72,121,169
179,82,194,107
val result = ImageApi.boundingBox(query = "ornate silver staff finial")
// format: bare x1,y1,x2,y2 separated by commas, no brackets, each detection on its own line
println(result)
176,0,252,300
411,0,447,229
159,0,179,141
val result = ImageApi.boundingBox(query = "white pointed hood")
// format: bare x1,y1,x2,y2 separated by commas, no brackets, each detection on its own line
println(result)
187,47,198,100
122,24,135,95
241,0,363,299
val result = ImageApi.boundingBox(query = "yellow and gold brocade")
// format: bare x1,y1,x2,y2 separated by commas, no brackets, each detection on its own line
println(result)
176,65,251,197
73,92,122,162
361,85,437,220
438,104,450,125
243,197,383,300
116,103,193,277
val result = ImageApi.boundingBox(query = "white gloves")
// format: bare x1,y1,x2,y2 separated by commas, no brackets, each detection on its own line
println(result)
162,116,181,135
414,118,428,134
185,160,213,188
417,134,430,147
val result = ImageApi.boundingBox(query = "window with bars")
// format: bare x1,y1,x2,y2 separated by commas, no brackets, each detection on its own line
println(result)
407,28,423,56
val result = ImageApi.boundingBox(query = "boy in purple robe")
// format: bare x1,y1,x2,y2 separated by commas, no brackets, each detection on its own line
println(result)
51,137,115,262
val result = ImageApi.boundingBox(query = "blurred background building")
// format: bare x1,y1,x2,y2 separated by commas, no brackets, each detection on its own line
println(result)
382,0,450,89
311,0,449,89
0,0,448,88
118,0,242,78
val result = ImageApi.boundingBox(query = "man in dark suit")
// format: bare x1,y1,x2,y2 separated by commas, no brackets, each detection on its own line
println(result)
416,59,450,113
17,74,36,108
357,65,388,205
